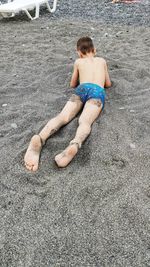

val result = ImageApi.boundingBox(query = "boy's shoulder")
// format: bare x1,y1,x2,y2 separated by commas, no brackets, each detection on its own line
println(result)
74,58,81,65
95,57,106,63
74,57,107,66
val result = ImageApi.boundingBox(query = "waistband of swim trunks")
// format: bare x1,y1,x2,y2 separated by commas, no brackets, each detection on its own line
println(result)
79,83,105,92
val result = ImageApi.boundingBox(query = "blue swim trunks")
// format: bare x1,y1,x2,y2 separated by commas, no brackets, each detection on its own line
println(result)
75,83,106,109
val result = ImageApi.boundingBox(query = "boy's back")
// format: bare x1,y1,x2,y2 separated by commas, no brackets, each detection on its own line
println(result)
72,55,111,90
76,57,106,88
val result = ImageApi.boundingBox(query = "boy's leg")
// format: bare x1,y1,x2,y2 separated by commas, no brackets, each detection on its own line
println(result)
39,95,82,142
24,95,83,171
55,99,102,167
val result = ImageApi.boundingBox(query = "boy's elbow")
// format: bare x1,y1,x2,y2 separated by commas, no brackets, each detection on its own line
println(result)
108,81,112,87
70,79,78,88
105,81,112,88
70,82,76,88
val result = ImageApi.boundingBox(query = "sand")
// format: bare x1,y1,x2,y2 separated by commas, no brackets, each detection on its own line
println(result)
0,0,150,266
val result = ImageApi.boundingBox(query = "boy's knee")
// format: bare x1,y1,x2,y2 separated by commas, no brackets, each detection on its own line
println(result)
78,119,91,131
58,113,70,124
78,117,89,126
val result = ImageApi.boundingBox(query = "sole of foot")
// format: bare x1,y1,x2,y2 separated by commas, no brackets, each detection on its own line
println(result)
24,135,42,171
55,144,78,168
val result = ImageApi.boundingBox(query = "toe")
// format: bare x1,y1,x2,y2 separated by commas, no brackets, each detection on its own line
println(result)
55,157,67,168
55,154,62,163
55,156,61,166
32,164,38,172
55,160,64,168
55,155,59,162
25,163,33,171
55,151,66,161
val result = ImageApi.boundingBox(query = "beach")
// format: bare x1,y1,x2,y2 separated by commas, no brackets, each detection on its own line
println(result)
0,0,150,266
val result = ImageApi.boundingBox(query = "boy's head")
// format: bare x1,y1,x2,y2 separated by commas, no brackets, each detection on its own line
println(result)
77,37,95,57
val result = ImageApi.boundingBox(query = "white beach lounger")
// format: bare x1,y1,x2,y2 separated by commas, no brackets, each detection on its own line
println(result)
0,0,58,20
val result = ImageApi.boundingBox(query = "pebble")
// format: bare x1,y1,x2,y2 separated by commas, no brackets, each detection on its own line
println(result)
130,143,136,149
2,104,7,107
119,107,125,110
104,33,108,37
11,123,18,129
116,31,123,36
130,109,135,113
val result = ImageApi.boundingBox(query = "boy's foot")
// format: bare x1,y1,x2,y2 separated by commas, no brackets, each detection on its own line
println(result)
55,143,79,168
24,135,43,171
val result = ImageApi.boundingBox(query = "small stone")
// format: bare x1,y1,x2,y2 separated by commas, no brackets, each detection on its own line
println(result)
116,31,123,35
91,27,95,31
130,143,136,149
2,104,7,107
11,123,18,129
130,110,135,113
119,107,125,110
116,31,123,37
104,33,108,37
46,27,49,30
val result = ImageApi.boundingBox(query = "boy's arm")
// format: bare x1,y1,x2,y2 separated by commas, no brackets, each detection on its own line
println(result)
70,60,79,88
104,60,112,88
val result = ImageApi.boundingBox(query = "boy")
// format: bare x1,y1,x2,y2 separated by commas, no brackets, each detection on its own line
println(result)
24,37,111,170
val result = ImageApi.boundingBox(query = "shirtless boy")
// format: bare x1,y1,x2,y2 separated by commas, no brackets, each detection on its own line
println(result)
24,37,111,171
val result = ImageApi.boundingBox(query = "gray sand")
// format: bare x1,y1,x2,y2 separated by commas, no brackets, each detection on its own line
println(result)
0,1,150,267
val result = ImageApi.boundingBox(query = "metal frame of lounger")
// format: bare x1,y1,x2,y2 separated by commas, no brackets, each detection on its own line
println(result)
0,0,58,20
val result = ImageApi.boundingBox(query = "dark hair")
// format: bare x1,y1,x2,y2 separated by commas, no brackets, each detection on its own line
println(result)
77,37,94,55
